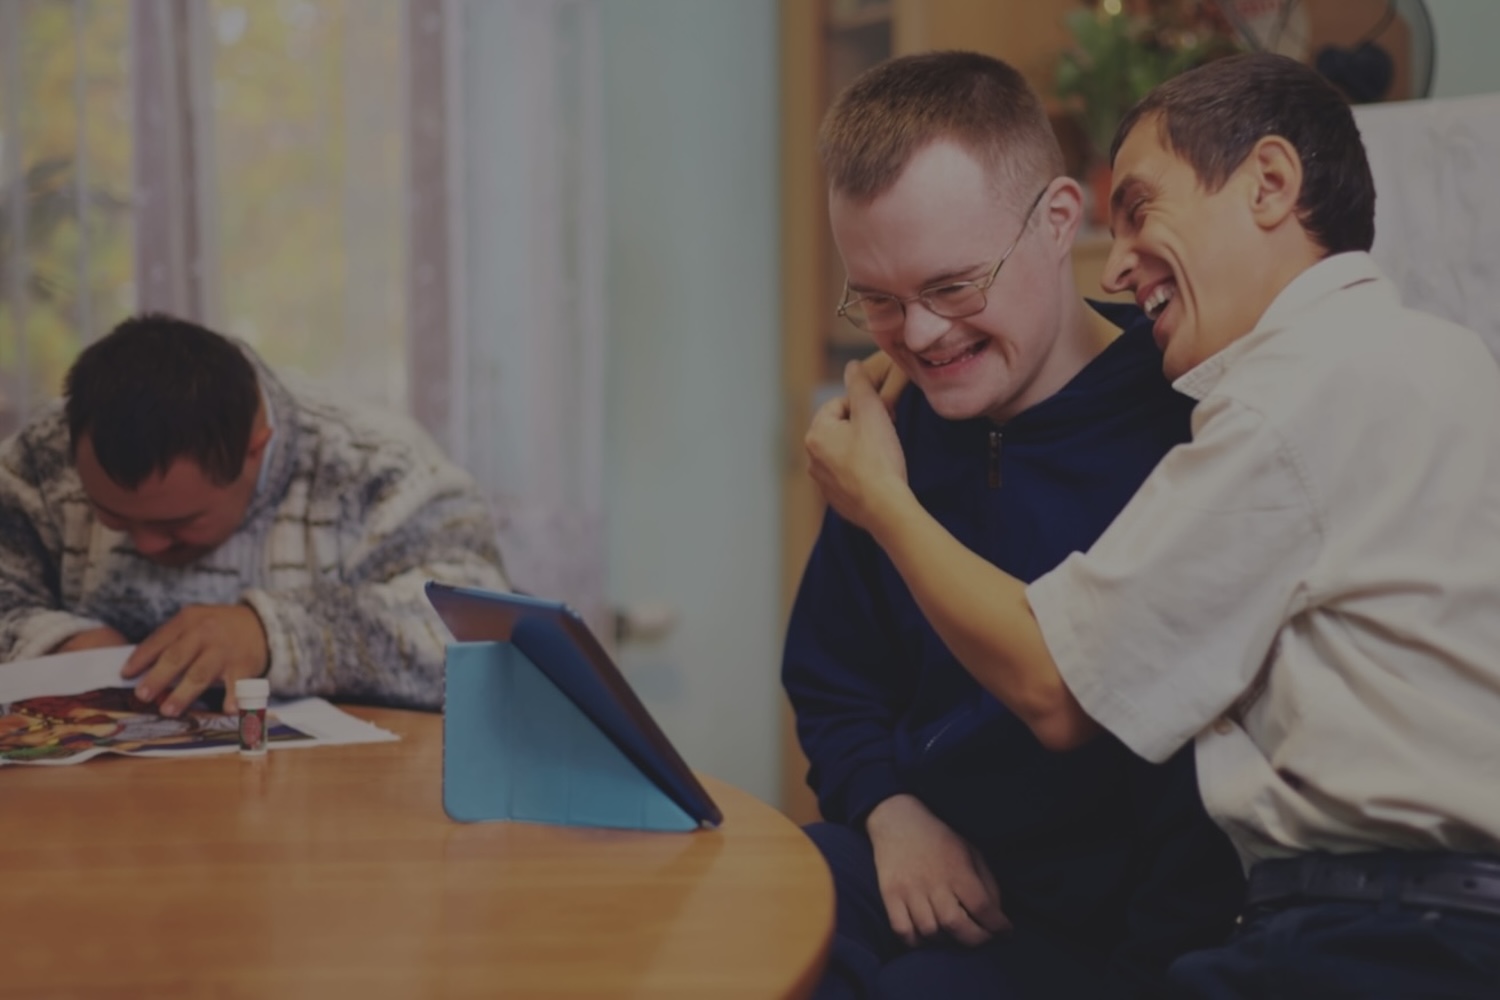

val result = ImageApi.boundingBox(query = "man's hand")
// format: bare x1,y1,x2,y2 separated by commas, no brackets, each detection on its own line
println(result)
122,604,270,716
859,350,909,413
52,626,130,654
806,360,913,535
865,793,1012,949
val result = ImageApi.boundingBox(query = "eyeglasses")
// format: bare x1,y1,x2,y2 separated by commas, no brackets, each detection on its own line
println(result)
836,182,1052,335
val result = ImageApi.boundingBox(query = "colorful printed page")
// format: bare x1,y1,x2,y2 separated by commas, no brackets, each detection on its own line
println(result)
0,647,398,766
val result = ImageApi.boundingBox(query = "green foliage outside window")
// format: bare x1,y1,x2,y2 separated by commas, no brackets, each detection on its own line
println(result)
1,0,407,434
0,0,133,429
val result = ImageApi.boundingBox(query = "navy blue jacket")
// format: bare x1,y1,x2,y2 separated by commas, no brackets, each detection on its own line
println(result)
783,304,1243,988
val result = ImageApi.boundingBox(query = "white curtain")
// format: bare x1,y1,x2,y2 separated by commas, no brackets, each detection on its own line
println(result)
0,0,411,419
440,0,609,634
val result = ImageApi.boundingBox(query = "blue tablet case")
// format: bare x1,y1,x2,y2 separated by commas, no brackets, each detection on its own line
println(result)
442,641,699,831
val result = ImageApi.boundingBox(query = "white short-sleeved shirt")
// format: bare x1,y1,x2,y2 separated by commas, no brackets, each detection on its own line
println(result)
1028,252,1500,867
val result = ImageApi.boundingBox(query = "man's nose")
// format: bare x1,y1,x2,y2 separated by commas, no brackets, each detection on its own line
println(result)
899,300,954,353
1101,237,1136,296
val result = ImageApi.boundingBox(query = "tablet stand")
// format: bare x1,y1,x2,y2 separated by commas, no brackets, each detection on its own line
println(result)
442,641,699,831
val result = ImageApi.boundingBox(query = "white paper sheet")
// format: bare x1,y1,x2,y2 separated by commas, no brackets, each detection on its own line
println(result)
0,647,398,766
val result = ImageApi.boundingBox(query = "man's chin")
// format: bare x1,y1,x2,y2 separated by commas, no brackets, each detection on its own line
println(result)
1160,337,1195,381
145,547,210,568
910,356,1008,422
906,374,990,422
921,389,993,423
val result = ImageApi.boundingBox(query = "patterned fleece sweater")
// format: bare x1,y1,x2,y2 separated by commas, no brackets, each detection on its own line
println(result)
0,349,508,710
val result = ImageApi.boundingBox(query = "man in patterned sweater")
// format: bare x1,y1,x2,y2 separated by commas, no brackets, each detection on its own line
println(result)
0,313,507,714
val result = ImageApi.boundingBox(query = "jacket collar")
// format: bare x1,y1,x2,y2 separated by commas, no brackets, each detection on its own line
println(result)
237,342,302,525
1174,252,1385,400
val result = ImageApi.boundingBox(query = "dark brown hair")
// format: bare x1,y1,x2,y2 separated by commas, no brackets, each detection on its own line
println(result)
65,313,260,488
819,50,1063,208
1110,52,1375,255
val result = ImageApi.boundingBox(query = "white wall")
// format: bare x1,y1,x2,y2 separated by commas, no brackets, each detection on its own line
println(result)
1429,0,1500,97
600,1,782,805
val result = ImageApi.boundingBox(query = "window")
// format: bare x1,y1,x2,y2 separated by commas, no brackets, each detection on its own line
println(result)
0,0,133,437
0,0,412,440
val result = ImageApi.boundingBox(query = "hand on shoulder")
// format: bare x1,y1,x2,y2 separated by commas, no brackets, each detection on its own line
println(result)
805,361,915,537
859,350,909,413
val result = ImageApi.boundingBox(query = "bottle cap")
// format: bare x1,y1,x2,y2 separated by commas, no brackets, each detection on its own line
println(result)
235,678,270,702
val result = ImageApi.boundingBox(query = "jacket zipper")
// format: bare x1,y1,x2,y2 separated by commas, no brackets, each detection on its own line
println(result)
922,713,965,757
988,429,1002,489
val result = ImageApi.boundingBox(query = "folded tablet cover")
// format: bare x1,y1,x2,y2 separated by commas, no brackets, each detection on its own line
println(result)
427,582,722,828
443,641,698,831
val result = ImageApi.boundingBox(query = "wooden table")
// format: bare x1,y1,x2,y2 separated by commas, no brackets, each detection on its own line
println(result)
0,707,833,998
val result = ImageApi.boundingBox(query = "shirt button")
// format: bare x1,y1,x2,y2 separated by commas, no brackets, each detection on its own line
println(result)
1214,718,1235,736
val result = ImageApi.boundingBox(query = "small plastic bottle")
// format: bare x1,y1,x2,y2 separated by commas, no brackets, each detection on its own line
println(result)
235,677,271,757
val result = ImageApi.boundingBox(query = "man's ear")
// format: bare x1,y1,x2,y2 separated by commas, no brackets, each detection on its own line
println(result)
244,422,273,463
1245,135,1303,232
1039,177,1084,261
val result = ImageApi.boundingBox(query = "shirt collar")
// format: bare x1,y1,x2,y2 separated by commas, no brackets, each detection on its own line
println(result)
237,344,300,524
1173,251,1385,400
253,380,278,499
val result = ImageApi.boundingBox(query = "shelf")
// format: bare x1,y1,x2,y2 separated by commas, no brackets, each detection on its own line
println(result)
826,0,892,33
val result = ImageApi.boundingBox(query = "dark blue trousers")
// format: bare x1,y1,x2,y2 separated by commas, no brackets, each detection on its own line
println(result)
805,821,1119,1000
1168,899,1500,998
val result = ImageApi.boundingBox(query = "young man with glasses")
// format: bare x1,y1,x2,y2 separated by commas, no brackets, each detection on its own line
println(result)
782,51,1243,999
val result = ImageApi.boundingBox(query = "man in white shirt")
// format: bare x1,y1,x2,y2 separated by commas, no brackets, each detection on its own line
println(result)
804,51,1500,998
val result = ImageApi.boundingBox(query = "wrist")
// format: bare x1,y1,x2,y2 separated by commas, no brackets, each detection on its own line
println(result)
864,481,920,547
865,792,924,838
237,600,273,677
870,482,924,560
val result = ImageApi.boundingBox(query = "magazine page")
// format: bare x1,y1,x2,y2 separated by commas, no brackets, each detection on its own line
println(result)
0,647,398,766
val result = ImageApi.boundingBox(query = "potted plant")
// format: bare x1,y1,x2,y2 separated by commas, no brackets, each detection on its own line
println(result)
1054,1,1238,223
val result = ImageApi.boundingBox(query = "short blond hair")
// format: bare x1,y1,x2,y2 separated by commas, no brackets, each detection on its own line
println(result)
819,50,1063,208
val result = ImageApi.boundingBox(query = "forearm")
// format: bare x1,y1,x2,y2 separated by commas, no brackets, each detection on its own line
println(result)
866,488,1099,750
782,507,921,821
785,671,909,823
0,511,102,661
0,435,102,661
0,608,112,662
798,722,908,825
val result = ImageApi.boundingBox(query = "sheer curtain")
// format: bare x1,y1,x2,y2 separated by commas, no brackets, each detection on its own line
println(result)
0,0,609,625
0,0,409,416
1,0,135,438
439,0,609,633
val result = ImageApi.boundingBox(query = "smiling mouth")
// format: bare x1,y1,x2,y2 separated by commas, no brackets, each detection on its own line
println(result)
918,342,986,369
1144,281,1177,320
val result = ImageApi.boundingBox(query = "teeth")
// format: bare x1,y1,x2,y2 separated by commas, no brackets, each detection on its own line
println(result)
922,342,983,368
1144,283,1176,319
